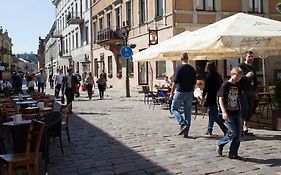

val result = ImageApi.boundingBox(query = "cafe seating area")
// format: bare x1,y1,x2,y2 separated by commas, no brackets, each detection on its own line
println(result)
0,91,72,174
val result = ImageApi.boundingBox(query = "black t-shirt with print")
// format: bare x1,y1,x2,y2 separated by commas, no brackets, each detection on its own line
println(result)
218,81,242,115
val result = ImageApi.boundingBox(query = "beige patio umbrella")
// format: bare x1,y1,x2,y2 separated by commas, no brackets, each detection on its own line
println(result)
133,12,281,87
133,12,281,62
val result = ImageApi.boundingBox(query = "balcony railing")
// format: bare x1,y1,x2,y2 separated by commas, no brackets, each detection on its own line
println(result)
97,27,124,43
67,13,84,25
52,30,62,38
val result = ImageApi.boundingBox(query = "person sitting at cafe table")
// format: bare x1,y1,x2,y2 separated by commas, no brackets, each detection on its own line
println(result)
155,76,171,90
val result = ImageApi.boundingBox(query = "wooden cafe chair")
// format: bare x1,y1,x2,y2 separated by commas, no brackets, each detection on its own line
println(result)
61,103,72,143
21,107,40,120
0,120,46,175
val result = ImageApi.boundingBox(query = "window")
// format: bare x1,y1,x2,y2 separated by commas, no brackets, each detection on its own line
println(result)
139,0,146,24
156,61,166,78
126,1,132,26
92,21,96,43
106,13,111,28
108,56,113,78
85,25,89,45
116,55,123,78
72,34,74,50
155,0,164,17
128,58,134,77
75,3,78,17
65,38,68,53
99,17,103,31
196,0,215,11
85,0,88,10
115,7,121,28
75,32,79,48
248,0,263,13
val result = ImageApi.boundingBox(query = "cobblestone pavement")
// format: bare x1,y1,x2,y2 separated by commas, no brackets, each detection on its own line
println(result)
43,87,281,175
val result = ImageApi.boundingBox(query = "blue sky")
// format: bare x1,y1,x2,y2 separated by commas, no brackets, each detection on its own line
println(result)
0,0,55,54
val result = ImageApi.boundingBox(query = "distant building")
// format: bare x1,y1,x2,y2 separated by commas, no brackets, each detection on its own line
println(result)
51,0,92,75
45,22,58,77
37,37,45,70
47,0,281,89
14,53,38,73
0,26,13,70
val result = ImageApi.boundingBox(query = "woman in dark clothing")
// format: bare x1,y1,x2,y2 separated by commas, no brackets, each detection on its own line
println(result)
202,61,228,135
96,73,106,100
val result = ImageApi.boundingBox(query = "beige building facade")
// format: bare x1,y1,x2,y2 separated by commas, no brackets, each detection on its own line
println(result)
90,0,281,90
0,27,12,71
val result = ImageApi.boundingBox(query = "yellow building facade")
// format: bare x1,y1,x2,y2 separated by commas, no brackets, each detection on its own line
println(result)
91,0,281,90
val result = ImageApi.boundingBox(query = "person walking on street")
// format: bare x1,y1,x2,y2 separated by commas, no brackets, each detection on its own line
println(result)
36,68,46,93
169,52,196,138
49,73,54,89
239,50,257,136
53,69,64,98
85,72,95,100
62,68,79,113
202,61,228,135
217,67,243,159
96,73,106,100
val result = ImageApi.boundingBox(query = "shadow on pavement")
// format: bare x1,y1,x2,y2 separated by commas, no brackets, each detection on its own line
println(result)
241,134,281,142
47,113,173,175
243,157,281,167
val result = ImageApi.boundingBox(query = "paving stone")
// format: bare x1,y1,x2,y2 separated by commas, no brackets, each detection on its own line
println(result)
43,88,281,175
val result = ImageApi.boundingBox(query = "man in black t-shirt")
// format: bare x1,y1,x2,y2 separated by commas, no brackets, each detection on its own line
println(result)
238,50,257,135
217,67,243,159
169,52,196,138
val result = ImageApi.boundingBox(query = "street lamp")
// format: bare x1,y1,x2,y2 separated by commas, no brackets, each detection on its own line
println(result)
122,24,131,97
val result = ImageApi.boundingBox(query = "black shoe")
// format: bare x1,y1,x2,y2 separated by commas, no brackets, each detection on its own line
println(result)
228,155,243,160
216,146,223,156
178,124,187,135
242,130,254,136
205,130,212,135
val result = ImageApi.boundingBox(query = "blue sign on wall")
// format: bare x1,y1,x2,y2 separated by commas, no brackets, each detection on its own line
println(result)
120,46,133,59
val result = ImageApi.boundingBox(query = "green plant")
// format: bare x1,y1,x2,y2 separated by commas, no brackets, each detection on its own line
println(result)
275,81,281,108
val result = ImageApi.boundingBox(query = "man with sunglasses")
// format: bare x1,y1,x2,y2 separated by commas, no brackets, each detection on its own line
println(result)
239,50,257,136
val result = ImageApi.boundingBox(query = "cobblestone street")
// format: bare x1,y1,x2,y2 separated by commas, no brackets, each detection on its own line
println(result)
45,88,281,175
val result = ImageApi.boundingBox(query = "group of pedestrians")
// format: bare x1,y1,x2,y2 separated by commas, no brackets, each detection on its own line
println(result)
52,68,107,103
170,50,257,160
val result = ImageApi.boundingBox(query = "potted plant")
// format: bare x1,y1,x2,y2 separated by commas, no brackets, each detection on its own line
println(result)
272,80,281,130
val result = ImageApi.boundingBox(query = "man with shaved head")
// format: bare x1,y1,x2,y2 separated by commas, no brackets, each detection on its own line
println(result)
169,52,196,138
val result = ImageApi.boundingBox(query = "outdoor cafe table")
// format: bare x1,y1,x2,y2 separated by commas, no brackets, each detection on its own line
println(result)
16,100,37,109
2,120,32,153
12,97,33,102
257,91,276,119
10,94,31,99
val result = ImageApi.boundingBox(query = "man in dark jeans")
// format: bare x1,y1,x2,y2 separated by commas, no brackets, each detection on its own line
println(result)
62,68,79,113
36,68,46,93
169,52,196,138
239,50,257,135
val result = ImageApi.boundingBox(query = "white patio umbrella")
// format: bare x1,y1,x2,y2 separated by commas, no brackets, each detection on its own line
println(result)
133,12,281,87
133,12,281,62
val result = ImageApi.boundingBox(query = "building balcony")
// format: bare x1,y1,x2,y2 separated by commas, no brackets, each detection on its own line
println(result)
52,31,62,38
67,13,84,25
97,27,124,45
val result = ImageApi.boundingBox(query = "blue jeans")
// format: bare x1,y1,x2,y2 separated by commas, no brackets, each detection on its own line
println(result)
171,91,194,134
207,105,228,135
218,113,241,156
